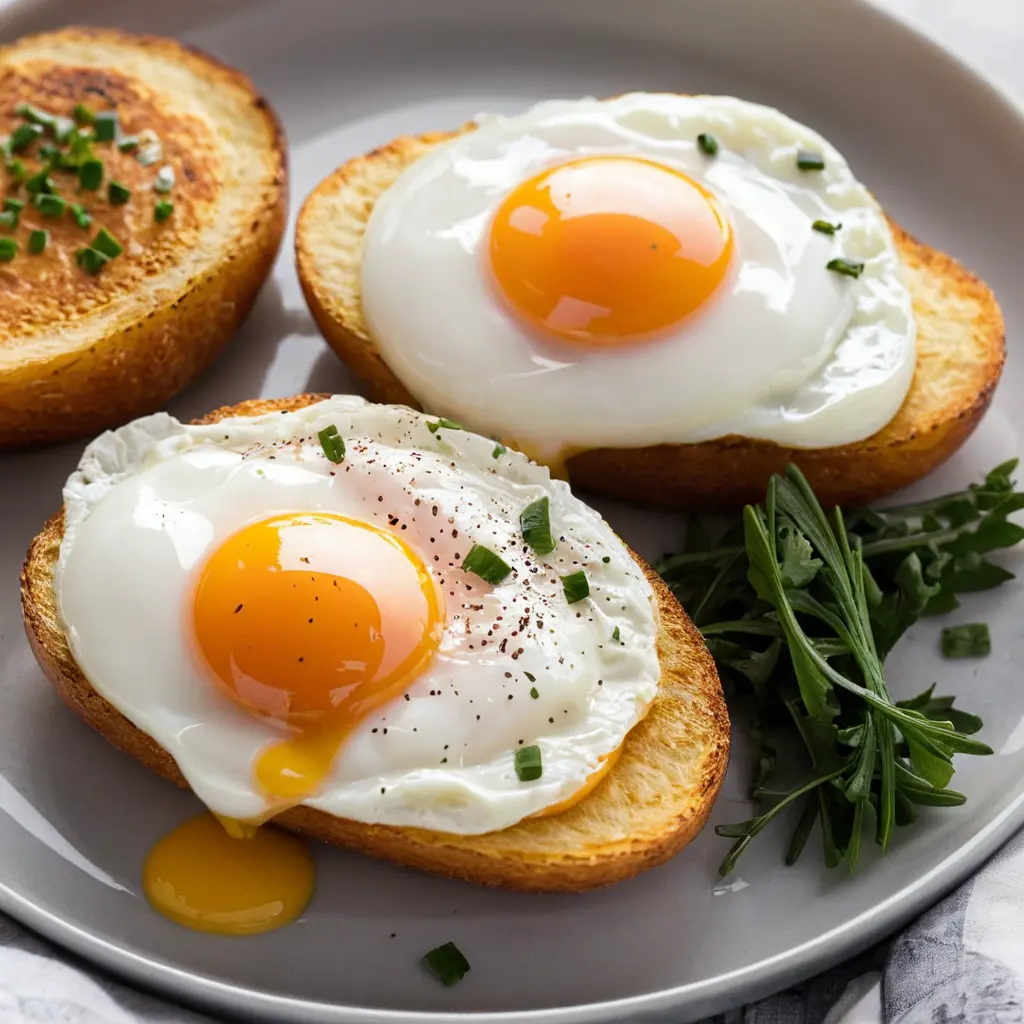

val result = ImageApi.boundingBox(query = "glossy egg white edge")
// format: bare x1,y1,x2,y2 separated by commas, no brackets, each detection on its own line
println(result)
54,396,661,835
361,93,916,455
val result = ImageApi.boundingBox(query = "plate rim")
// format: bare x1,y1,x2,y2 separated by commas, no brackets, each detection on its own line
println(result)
1,0,1023,1021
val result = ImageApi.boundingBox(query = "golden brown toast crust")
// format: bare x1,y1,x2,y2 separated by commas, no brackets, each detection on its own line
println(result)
295,124,1005,509
20,394,730,893
0,28,288,449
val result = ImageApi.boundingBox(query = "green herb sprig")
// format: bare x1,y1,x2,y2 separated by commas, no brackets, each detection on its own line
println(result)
657,461,1023,876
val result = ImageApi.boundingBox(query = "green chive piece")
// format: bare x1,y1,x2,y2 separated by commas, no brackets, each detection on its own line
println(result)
70,204,92,230
796,149,825,171
812,219,841,235
524,671,536,682
462,544,512,585
26,170,58,195
78,159,104,191
421,942,470,987
154,199,174,223
427,417,463,434
117,135,139,154
492,442,506,459
561,570,590,605
826,257,865,279
601,556,611,564
75,247,109,275
16,102,49,124
317,423,346,464
697,132,719,156
520,496,555,556
3,197,24,213
0,210,17,231
154,165,175,193
529,686,539,699
9,123,43,153
0,237,17,260
66,131,95,167
28,229,48,254
941,623,991,659
38,142,60,162
108,181,131,205
34,193,66,218
93,110,119,143
514,744,543,782
612,626,621,643
92,228,123,259
73,103,95,126
6,158,26,184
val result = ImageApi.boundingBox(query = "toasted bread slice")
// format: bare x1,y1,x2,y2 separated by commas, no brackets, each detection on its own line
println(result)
0,28,287,449
20,394,729,893
296,124,1005,509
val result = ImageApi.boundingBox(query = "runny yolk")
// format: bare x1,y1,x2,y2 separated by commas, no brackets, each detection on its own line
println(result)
191,512,444,805
143,813,314,936
489,155,733,345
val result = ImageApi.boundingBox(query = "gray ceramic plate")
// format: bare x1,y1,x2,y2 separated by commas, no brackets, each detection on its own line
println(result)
1,1,1023,1021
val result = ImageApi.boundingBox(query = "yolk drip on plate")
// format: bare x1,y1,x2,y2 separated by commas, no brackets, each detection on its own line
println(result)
143,812,314,936
192,511,445,804
489,155,733,344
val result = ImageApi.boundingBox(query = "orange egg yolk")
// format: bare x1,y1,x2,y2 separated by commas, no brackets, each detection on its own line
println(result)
191,512,443,805
488,155,733,344
143,813,314,936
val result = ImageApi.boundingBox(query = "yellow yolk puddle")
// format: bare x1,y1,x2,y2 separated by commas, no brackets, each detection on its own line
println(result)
489,154,733,344
143,813,314,936
191,512,444,808
532,747,623,819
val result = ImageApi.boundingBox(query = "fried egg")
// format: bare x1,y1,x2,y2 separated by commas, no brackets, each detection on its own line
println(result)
56,396,660,842
361,94,916,457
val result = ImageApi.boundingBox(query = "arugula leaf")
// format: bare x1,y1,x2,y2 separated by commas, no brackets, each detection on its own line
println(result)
656,461,1022,877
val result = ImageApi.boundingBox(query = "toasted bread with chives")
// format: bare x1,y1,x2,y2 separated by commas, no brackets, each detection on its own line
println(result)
0,28,287,449
20,393,730,893
295,124,1004,509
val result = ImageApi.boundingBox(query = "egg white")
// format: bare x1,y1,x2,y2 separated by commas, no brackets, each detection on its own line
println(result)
56,397,660,834
361,94,916,455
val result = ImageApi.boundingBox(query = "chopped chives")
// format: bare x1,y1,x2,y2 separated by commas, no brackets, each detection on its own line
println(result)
601,556,611,564
0,210,17,231
28,229,48,254
697,132,719,156
66,131,94,166
520,496,555,555
612,626,621,643
0,237,17,260
108,181,131,205
154,199,174,223
33,193,66,218
78,159,104,191
421,942,470,987
9,123,43,153
73,103,95,126
514,744,543,782
93,110,119,143
2,197,24,213
70,204,92,230
796,149,825,171
492,442,506,459
524,671,536,682
812,219,841,235
15,102,49,124
461,544,512,585
92,228,123,259
826,257,865,279
561,570,590,605
6,158,26,184
529,686,539,699
154,165,175,193
117,135,139,153
76,247,109,275
317,424,346,464
26,170,58,195
427,417,463,434
941,623,990,658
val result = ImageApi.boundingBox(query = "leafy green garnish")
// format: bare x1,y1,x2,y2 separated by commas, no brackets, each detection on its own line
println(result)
941,623,991,659
657,461,1022,876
